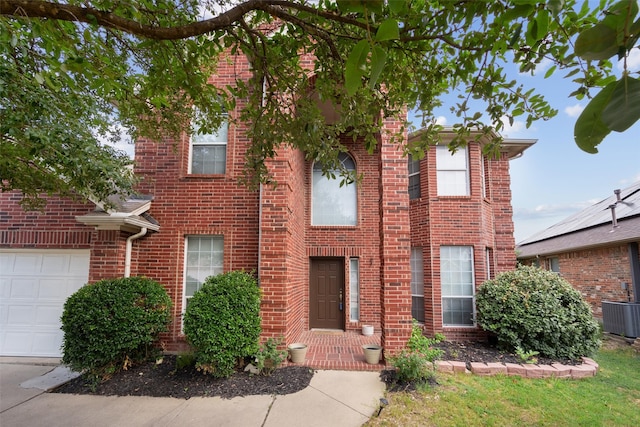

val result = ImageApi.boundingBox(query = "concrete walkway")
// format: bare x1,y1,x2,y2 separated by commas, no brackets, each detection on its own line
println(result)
0,358,385,427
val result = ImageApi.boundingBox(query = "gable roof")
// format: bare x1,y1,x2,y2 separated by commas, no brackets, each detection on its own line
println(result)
76,194,160,233
517,181,640,258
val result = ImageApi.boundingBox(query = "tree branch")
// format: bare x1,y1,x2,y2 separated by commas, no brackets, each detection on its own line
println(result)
1,0,367,41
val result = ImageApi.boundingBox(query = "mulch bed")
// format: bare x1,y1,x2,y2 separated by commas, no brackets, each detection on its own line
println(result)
53,341,583,399
53,355,314,400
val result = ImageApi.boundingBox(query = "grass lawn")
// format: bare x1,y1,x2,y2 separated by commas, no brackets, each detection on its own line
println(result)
366,346,640,427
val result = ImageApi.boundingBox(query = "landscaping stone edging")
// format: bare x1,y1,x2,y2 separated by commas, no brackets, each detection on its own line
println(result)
436,357,598,379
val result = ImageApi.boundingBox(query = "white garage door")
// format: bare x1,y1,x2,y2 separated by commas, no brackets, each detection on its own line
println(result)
0,250,90,357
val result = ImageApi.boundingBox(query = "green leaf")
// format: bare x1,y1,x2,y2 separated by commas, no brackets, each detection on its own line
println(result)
535,9,549,38
574,23,619,60
387,0,406,14
34,73,44,85
601,76,640,132
369,45,387,89
344,40,370,96
544,65,557,79
375,19,399,41
574,82,616,153
546,0,564,17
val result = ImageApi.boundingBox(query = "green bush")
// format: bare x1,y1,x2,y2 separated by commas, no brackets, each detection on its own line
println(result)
476,265,600,360
61,277,172,382
183,271,262,378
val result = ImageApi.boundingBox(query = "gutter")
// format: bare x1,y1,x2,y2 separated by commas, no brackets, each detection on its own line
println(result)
125,227,148,278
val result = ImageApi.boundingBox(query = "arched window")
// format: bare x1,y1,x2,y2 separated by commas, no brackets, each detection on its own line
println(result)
312,153,357,225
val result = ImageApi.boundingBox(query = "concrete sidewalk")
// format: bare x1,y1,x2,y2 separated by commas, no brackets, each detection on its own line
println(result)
0,359,385,427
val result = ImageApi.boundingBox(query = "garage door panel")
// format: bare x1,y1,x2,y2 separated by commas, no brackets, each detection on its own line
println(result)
0,250,89,357
12,254,40,272
6,279,38,299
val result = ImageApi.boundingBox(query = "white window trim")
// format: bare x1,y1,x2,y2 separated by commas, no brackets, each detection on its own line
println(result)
182,235,224,316
349,258,360,322
436,145,470,196
188,109,228,175
441,245,476,327
311,153,358,226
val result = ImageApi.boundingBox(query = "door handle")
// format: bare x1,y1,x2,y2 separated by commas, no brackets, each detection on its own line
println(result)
339,290,343,311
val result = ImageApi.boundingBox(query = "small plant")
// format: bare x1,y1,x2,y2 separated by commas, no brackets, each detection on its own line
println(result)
388,321,444,386
254,337,287,376
515,346,540,364
183,271,262,378
175,352,196,371
61,277,172,385
406,320,445,362
388,350,438,386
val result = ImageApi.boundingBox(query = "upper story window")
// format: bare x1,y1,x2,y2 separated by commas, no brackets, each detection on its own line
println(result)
190,108,228,174
312,152,357,226
436,145,469,196
408,154,421,199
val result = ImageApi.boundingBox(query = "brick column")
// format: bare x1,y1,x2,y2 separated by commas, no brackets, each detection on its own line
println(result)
378,119,412,353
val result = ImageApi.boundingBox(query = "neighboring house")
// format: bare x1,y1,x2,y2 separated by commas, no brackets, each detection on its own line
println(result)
0,53,533,357
517,181,640,319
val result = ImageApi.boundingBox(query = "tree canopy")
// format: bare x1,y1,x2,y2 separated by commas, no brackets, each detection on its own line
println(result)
1,0,638,208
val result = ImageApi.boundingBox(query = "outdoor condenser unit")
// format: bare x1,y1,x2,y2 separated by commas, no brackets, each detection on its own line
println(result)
601,301,640,338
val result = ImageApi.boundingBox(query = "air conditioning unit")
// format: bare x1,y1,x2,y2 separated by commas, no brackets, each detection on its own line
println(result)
602,301,640,338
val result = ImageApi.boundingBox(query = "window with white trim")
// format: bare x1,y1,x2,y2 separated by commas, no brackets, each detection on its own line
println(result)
408,154,421,199
436,145,469,196
411,247,425,322
184,236,223,309
349,258,360,321
312,153,357,225
441,246,475,326
190,108,228,174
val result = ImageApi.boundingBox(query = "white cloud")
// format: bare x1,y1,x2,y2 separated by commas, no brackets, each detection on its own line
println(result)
435,116,447,126
499,116,526,136
617,47,640,71
564,104,584,118
532,58,553,76
513,200,594,220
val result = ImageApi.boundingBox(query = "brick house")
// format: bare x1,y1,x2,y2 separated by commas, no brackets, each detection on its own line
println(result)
0,53,533,358
516,182,640,323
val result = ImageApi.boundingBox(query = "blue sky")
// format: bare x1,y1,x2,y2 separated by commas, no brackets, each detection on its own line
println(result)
106,36,639,244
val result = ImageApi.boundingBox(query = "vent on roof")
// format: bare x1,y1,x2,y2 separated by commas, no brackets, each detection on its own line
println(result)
602,301,640,338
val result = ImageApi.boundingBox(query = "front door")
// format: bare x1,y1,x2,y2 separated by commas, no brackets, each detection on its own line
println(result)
309,258,344,329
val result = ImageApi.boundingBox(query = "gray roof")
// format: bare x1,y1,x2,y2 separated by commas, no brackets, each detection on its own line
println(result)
517,181,640,258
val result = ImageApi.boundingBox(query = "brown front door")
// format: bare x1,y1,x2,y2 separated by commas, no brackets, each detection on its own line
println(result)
309,258,344,329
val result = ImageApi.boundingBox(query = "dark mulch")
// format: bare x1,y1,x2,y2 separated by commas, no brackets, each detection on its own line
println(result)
53,341,585,398
52,355,314,400
432,340,581,368
380,340,582,392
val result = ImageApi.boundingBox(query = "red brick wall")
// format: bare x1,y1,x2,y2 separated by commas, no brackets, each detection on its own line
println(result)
409,139,518,341
525,245,637,318
0,192,93,249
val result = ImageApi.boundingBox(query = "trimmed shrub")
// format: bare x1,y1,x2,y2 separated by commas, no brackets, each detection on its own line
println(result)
183,271,261,378
61,277,172,381
476,265,600,359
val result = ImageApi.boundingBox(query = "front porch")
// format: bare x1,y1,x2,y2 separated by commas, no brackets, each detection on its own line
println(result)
287,330,385,371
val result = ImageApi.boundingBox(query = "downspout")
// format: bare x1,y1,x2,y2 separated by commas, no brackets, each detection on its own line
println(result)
125,227,148,278
258,183,263,285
